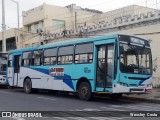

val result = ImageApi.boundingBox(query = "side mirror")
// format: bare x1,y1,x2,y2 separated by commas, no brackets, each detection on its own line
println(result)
153,65,157,72
152,57,158,72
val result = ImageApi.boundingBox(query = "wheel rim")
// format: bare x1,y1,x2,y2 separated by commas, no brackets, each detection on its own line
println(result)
25,80,30,91
81,87,88,97
26,82,30,90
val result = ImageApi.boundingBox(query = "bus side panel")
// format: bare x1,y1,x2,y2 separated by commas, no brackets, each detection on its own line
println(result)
41,66,64,90
18,64,93,92
19,67,50,89
48,65,74,91
19,66,73,91
72,64,95,91
8,67,14,86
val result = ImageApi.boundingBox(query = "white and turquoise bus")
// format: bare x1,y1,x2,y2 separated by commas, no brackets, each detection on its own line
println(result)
0,52,8,86
7,34,152,100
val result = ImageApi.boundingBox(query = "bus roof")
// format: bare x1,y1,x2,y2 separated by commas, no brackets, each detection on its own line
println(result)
8,34,148,54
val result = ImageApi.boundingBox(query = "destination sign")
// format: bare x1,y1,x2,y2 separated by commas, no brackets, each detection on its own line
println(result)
130,37,145,45
118,35,149,46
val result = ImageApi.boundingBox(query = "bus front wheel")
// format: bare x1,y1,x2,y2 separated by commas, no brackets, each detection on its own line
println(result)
24,78,32,94
78,82,91,101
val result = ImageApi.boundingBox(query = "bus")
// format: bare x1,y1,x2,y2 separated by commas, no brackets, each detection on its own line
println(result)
0,52,8,86
7,34,152,100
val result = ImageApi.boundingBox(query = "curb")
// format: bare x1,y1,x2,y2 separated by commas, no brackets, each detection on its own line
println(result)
122,96,160,104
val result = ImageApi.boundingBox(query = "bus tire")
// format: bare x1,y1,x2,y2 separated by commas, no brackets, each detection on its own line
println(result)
79,82,91,101
24,78,32,94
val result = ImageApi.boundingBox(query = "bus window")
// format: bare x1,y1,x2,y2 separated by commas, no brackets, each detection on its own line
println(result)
22,51,32,66
32,50,43,66
58,45,73,64
119,44,152,74
75,43,93,63
44,48,57,65
8,54,13,67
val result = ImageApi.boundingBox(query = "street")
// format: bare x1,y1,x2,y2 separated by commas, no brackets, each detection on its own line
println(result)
0,87,160,120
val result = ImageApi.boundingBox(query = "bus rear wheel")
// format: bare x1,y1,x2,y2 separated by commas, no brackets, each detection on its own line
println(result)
24,78,32,94
78,82,91,101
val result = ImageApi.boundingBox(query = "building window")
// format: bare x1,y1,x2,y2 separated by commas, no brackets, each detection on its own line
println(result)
22,51,32,66
52,19,65,29
25,44,29,48
0,41,2,52
28,22,43,32
75,43,93,63
28,25,32,32
32,43,37,47
44,48,57,65
58,45,73,64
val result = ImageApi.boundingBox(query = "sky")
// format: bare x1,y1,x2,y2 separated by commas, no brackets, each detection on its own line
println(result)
0,0,156,31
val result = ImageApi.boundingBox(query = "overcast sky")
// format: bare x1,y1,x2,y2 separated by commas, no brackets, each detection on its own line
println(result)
0,0,155,31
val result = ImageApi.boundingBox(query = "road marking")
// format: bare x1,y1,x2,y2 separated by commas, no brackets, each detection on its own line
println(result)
11,117,25,120
37,96,56,101
101,107,125,111
110,104,160,111
126,105,160,111
53,117,68,120
68,117,89,120
90,117,114,120
74,109,85,111
110,105,121,108
89,117,131,120
0,91,11,94
83,108,101,111
117,105,157,111
132,105,160,110
73,108,100,111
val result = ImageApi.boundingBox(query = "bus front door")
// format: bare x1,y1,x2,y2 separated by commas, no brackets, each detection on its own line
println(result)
13,55,21,86
96,44,114,91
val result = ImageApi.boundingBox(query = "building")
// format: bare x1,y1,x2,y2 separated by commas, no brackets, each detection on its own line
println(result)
22,3,102,48
0,28,17,51
0,3,101,50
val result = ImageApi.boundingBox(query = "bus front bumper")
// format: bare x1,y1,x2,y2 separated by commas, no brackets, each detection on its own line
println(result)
113,83,152,94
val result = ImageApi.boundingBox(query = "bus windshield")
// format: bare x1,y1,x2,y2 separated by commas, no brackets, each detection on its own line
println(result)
120,43,152,74
0,55,7,75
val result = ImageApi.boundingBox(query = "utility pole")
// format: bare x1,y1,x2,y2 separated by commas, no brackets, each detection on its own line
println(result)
2,0,6,52
10,0,20,49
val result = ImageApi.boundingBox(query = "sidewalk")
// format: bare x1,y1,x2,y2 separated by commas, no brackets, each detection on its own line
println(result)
123,88,160,103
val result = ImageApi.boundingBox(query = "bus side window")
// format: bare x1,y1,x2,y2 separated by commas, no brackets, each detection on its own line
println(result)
32,50,43,66
43,48,57,65
58,45,73,64
8,60,13,67
22,51,32,66
8,54,13,67
75,43,93,64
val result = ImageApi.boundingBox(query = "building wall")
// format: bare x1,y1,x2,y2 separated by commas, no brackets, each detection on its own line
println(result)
23,4,45,26
0,29,17,51
21,3,100,47
0,29,15,40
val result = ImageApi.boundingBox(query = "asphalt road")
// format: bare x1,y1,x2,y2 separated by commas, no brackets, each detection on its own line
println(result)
0,87,160,120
